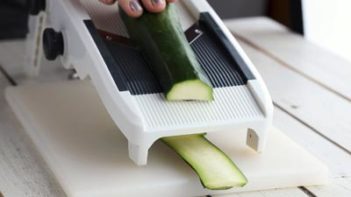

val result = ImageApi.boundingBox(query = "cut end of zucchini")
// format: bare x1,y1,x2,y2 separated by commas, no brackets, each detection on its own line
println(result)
162,134,247,190
166,80,214,101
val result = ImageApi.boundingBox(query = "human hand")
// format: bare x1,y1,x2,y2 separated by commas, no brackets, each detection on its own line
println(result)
99,0,177,18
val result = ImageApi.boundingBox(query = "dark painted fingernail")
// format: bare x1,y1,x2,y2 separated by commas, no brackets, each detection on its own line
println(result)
129,0,142,12
151,0,163,6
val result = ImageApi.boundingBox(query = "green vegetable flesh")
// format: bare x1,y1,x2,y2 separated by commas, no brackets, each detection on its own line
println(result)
162,134,248,190
120,5,213,101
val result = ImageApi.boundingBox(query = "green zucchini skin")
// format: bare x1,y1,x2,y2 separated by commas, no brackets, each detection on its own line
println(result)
120,5,213,101
162,134,248,190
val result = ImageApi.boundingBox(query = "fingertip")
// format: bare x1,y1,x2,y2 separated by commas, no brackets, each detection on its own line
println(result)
167,0,177,3
119,0,143,18
142,0,166,13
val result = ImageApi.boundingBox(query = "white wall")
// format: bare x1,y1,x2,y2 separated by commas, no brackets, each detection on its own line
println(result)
303,0,351,63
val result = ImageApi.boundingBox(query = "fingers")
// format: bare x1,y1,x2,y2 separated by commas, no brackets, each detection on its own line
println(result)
118,0,143,18
99,0,178,18
141,0,166,13
141,0,177,13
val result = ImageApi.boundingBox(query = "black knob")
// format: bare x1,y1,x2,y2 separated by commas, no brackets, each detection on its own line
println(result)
43,28,64,61
28,0,46,15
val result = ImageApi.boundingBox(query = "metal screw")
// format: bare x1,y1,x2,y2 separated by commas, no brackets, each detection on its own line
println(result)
106,35,112,41
68,69,79,80
195,29,203,34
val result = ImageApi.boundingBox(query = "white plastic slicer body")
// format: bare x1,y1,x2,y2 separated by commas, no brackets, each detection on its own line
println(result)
29,0,273,165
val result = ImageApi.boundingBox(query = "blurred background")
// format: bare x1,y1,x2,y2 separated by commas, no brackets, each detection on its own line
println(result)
0,0,28,39
0,0,350,62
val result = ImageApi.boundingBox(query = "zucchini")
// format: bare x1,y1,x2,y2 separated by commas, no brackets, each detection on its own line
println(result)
162,134,247,190
120,4,213,101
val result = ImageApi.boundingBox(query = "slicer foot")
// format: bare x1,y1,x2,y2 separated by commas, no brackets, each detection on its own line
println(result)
128,143,149,166
246,128,267,153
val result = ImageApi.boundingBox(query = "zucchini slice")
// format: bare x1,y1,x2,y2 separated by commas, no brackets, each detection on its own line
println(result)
120,5,213,101
162,134,247,190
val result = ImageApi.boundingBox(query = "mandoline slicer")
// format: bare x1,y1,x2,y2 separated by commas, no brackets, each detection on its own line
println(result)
27,0,273,165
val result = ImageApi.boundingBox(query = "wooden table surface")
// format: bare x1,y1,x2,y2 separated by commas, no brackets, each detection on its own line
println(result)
0,17,350,197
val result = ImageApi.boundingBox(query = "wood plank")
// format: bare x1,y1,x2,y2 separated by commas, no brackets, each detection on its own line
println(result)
225,17,351,101
235,34,351,197
216,188,308,197
309,177,351,197
0,68,65,196
236,40,351,152
274,107,351,178
217,105,351,197
267,107,351,196
271,107,351,196
240,189,308,197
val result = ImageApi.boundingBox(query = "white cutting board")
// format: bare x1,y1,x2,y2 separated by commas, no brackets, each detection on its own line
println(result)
5,81,328,197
